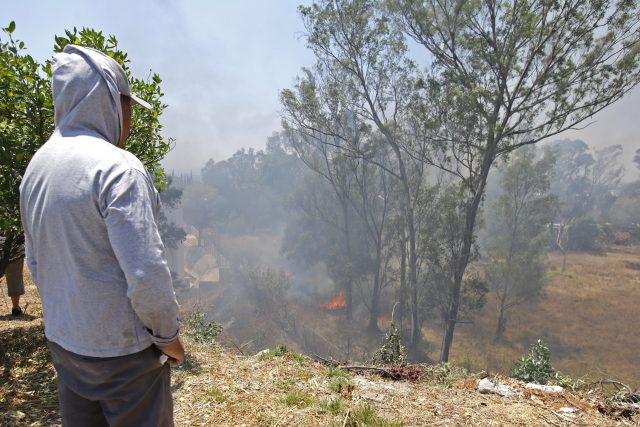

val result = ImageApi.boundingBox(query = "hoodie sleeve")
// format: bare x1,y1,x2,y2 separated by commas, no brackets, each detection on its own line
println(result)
103,168,179,345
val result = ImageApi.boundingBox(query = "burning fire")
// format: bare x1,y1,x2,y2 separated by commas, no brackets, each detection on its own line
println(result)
321,292,347,310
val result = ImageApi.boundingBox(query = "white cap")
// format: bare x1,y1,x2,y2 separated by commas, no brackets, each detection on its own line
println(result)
128,93,152,110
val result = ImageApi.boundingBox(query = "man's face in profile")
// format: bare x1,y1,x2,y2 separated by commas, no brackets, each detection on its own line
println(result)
118,94,132,148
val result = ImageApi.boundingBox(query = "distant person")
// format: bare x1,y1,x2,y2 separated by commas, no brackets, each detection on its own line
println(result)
0,235,25,316
20,45,184,427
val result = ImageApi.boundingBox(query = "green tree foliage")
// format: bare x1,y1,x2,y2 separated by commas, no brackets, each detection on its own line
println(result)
419,183,488,330
0,22,53,271
546,140,624,254
484,147,557,341
392,0,640,363
285,0,640,362
607,157,640,239
282,0,429,352
566,216,601,251
158,178,186,250
193,133,305,235
282,172,373,305
0,23,175,271
608,194,640,240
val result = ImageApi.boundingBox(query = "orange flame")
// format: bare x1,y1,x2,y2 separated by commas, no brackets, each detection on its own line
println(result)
321,292,347,309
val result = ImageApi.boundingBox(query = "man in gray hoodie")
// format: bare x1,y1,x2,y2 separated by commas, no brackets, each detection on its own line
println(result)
20,45,183,426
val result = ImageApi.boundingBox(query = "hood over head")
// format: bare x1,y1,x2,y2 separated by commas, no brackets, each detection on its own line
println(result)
51,45,136,145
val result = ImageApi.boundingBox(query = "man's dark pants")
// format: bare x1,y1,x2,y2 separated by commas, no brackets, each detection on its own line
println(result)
47,341,173,427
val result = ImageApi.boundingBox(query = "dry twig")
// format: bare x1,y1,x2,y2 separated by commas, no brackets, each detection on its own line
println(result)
342,408,351,427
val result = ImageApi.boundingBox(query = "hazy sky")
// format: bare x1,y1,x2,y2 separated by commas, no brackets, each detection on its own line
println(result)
3,1,640,175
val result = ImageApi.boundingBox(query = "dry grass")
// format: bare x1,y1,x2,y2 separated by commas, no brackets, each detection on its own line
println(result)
429,246,640,389
171,344,638,426
0,271,59,427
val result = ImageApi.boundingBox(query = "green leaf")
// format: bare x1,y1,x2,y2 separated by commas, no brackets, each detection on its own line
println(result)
7,21,15,34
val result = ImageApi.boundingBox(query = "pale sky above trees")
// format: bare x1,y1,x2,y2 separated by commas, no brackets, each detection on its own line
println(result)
3,0,639,173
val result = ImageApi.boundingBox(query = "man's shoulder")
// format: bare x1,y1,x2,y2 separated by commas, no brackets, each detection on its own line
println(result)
116,149,148,176
34,132,149,178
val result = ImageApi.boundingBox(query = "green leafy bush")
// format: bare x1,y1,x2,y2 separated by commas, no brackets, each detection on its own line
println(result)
511,339,554,384
185,312,222,347
371,323,407,367
258,345,289,360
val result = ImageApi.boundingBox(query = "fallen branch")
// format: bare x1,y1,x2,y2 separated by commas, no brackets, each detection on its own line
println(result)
340,365,402,380
539,414,563,427
219,332,245,356
589,379,632,392
598,401,639,419
311,353,340,367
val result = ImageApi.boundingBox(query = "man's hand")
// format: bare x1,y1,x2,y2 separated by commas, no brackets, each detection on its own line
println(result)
157,336,185,365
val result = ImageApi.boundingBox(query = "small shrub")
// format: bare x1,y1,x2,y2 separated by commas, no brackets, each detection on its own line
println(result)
511,339,555,385
258,345,289,360
329,376,351,394
205,386,226,403
248,266,290,316
318,398,344,416
290,352,306,366
346,404,403,426
283,391,313,408
326,367,348,378
296,370,312,381
277,378,296,391
175,353,198,372
371,323,407,367
185,312,222,347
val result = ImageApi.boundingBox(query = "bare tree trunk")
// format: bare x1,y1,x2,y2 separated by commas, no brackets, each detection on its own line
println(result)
408,214,419,351
376,134,420,353
341,200,353,321
556,224,568,272
440,154,493,363
368,244,383,333
494,295,508,342
397,232,407,331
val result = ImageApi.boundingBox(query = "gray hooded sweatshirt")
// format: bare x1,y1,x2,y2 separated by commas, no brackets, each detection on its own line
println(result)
19,45,179,357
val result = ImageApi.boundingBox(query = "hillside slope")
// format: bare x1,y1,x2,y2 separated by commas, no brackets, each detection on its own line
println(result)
1,278,638,426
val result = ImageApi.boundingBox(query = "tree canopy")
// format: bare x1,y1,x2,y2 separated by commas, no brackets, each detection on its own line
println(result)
282,0,640,362
0,22,175,271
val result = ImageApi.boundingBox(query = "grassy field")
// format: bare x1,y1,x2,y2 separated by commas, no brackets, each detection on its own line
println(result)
427,245,640,388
